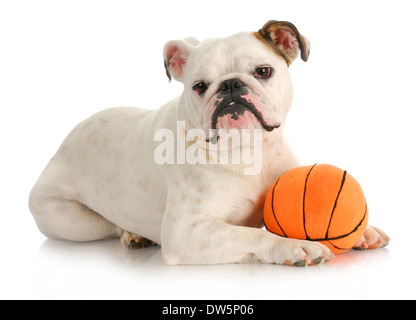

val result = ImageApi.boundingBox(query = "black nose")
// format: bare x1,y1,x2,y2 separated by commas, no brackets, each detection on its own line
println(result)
218,78,245,93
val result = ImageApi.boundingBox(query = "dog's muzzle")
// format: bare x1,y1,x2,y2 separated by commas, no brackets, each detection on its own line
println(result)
207,78,281,143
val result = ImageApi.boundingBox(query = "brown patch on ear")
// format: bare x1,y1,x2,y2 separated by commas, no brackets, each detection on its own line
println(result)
254,20,310,65
254,31,291,66
164,60,172,81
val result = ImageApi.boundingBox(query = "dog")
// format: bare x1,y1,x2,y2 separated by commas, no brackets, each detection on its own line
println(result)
29,20,390,266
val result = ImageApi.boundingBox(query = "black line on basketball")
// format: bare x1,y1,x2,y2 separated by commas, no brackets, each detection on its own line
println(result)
302,164,317,241
271,176,287,237
263,219,271,232
327,240,350,251
309,202,368,241
325,170,347,239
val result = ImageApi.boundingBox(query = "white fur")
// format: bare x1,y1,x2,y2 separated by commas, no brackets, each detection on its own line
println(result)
29,30,388,266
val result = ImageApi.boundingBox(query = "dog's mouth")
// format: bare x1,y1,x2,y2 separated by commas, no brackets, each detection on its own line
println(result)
207,95,281,144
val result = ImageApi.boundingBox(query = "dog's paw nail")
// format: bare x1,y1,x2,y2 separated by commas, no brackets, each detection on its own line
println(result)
312,257,322,265
359,242,368,250
293,260,307,267
140,238,152,246
129,242,138,249
379,241,389,248
354,242,368,250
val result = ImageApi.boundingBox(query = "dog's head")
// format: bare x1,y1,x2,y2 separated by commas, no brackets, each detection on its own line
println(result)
163,20,310,143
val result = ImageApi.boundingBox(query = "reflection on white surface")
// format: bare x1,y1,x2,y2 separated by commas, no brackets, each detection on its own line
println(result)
32,238,393,300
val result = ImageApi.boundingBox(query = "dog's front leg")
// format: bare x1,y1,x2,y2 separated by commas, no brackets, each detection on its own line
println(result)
161,204,334,266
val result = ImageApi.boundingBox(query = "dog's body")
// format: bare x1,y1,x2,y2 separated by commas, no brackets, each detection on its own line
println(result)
29,21,389,266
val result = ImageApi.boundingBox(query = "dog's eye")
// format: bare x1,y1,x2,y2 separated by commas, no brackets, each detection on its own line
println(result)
192,81,208,95
254,67,273,79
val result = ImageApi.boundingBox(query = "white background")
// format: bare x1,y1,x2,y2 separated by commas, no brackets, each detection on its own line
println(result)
1,0,415,300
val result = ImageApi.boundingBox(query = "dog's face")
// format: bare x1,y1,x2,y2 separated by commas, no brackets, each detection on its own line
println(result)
163,21,310,143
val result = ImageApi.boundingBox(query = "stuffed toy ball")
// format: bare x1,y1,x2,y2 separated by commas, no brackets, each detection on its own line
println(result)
264,164,369,254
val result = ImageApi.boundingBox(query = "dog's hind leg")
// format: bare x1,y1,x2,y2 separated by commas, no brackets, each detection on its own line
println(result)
29,183,121,242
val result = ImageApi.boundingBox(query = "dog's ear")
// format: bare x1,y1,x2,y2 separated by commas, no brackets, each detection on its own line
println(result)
163,37,200,82
256,20,310,65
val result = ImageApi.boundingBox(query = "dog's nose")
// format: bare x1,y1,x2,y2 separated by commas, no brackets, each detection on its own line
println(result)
218,78,245,93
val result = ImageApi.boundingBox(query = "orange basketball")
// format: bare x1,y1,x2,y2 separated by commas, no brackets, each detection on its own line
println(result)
264,164,369,254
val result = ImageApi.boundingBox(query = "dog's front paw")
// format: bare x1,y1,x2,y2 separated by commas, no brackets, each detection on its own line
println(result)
353,225,390,250
277,238,334,267
120,231,156,249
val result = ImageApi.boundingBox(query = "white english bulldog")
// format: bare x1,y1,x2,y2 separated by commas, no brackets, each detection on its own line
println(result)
29,20,389,266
